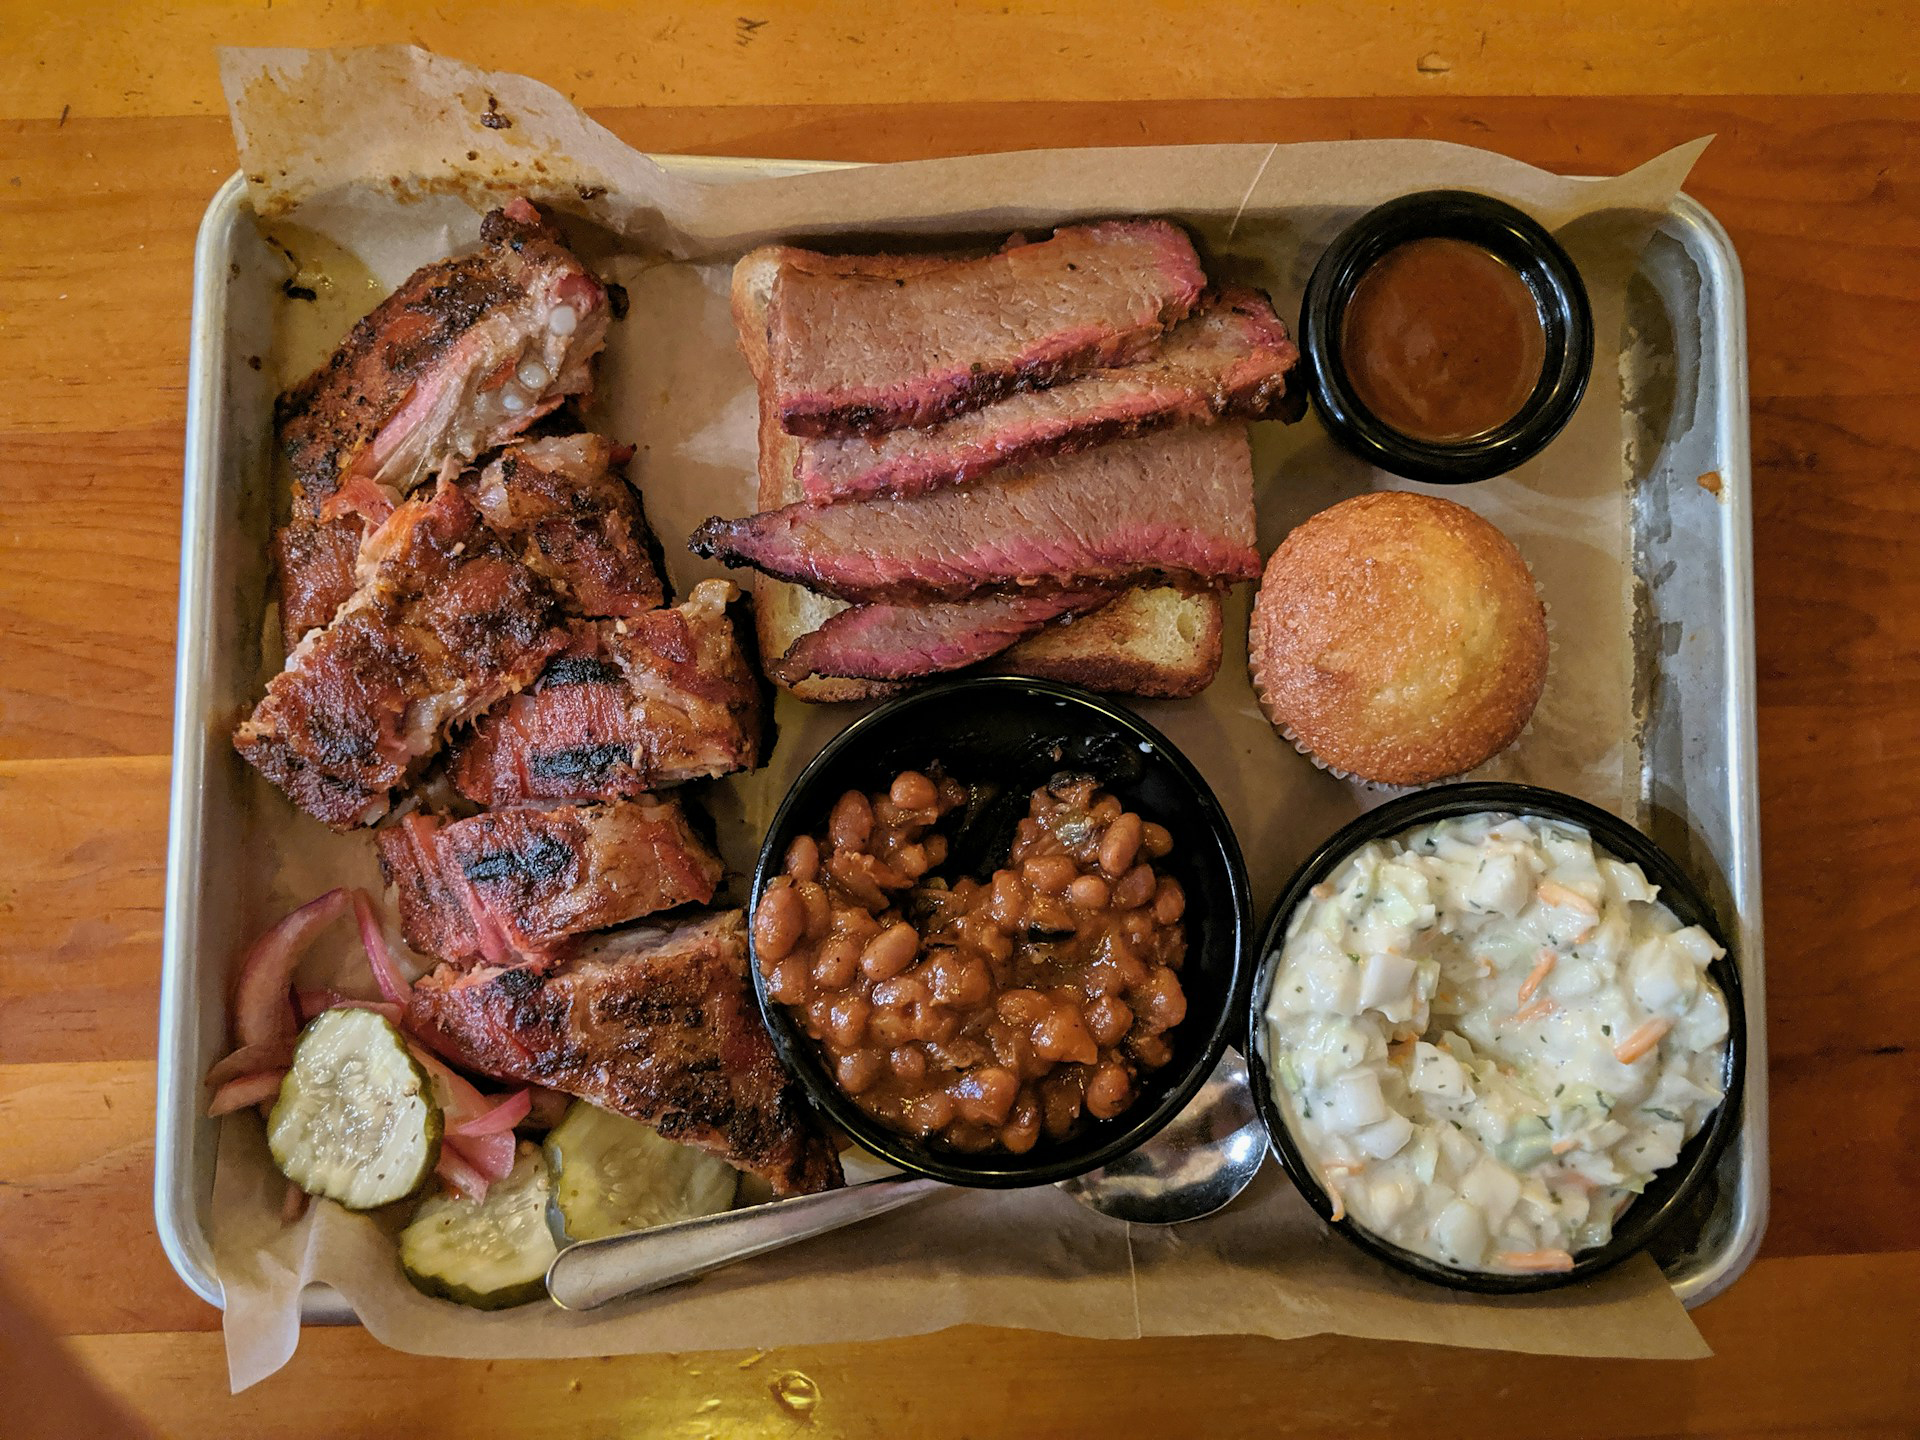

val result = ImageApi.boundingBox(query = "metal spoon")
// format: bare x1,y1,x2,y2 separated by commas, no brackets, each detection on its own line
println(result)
546,1173,946,1311
1056,1048,1266,1224
545,1049,1266,1310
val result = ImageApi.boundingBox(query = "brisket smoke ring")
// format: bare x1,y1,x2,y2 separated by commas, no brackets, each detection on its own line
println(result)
692,425,1262,605
766,220,1206,437
773,589,1120,684
793,288,1298,502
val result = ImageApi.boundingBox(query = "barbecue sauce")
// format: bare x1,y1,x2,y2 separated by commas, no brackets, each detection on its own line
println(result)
1339,237,1546,444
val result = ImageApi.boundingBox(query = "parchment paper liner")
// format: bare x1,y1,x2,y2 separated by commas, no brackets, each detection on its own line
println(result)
201,45,1710,1389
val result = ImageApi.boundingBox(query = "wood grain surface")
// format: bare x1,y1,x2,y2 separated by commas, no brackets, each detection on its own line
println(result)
1,3,1916,1434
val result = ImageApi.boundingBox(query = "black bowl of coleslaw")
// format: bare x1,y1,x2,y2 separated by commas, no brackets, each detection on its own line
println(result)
1247,782,1746,1293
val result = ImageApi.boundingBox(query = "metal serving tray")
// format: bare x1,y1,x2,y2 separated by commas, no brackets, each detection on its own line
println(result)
157,160,1766,1318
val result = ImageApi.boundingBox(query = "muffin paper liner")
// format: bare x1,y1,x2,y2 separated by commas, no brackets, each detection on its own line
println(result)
1257,576,1555,795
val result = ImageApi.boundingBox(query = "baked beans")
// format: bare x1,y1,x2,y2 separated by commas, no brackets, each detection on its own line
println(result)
753,770,1187,1153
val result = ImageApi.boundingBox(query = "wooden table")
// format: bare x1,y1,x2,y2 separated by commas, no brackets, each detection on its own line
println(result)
3,5,1915,1434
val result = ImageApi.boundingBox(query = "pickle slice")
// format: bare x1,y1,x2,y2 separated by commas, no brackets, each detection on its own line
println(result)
266,1007,440,1211
400,1143,560,1310
544,1101,738,1242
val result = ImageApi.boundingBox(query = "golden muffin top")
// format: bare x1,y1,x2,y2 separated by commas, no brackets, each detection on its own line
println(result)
1249,490,1549,786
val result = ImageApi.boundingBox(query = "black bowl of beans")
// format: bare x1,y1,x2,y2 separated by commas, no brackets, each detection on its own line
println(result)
749,676,1253,1188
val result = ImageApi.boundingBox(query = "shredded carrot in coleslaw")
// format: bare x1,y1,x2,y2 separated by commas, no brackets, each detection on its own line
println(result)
1613,1017,1672,1064
1497,1248,1575,1273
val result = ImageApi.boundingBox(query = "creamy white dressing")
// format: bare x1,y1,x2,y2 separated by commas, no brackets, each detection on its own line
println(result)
1263,812,1730,1274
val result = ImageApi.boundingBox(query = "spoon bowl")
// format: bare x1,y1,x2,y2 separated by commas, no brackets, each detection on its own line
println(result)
1057,1050,1266,1224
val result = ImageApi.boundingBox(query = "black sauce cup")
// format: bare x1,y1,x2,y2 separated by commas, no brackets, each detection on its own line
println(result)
1300,189,1594,485
1246,782,1746,1293
750,676,1253,1188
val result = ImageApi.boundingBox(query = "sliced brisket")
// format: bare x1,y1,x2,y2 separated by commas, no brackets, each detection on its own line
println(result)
404,910,842,1196
773,589,1117,684
449,580,763,807
691,425,1260,604
795,288,1298,501
234,480,569,829
376,797,723,966
767,220,1205,437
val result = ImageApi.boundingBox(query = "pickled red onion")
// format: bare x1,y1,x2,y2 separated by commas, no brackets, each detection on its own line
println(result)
449,1088,531,1138
351,889,415,1006
230,888,353,1050
204,1040,295,1090
445,1130,515,1183
207,1070,287,1117
435,1143,491,1202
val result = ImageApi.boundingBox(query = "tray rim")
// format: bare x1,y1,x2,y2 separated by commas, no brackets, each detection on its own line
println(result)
1649,191,1769,1307
156,168,252,1310
155,160,1767,1319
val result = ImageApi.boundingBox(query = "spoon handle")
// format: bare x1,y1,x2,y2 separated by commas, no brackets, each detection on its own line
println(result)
546,1176,946,1310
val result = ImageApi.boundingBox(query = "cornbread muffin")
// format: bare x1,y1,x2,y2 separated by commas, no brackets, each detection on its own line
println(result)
1249,491,1548,786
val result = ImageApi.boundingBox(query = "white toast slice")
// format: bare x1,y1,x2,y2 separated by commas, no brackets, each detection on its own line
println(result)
732,245,1223,703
